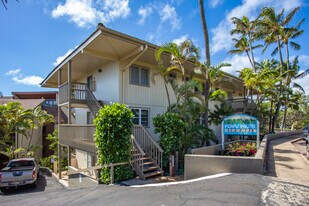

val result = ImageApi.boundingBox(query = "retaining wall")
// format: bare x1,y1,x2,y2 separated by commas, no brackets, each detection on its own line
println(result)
184,130,302,180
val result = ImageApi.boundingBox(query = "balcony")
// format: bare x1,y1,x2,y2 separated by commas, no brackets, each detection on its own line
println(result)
226,98,256,113
59,124,96,153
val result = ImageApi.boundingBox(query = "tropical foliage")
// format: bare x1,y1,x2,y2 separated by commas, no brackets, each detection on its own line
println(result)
0,102,54,160
229,6,308,131
94,103,133,184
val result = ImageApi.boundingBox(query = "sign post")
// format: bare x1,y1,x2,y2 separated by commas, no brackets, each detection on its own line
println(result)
221,114,259,150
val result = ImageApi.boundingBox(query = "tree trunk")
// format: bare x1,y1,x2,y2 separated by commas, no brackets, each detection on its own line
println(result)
281,43,290,130
164,81,171,109
248,33,256,72
204,81,210,146
198,0,210,65
199,0,211,145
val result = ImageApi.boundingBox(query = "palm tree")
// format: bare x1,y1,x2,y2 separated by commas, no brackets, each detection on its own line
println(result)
260,6,301,130
281,57,309,129
156,40,200,151
26,106,54,151
260,7,301,69
0,102,33,145
1,0,17,10
229,37,263,69
155,40,200,110
230,16,261,72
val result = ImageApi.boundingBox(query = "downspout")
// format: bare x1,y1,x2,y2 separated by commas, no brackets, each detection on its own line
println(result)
121,45,148,104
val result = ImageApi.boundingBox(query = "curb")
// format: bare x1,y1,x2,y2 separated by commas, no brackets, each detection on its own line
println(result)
130,173,232,188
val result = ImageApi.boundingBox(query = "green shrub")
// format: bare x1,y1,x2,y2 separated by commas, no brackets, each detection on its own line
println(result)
94,103,133,184
153,112,186,169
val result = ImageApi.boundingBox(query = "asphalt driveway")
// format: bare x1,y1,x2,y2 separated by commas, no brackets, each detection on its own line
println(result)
1,173,308,206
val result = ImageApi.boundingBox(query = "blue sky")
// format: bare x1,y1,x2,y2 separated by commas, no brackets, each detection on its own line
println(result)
0,0,309,96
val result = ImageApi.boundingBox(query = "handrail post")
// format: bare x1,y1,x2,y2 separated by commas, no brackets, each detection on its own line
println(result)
110,165,114,184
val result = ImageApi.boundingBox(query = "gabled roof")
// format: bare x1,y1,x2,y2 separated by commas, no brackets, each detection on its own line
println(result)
41,23,243,88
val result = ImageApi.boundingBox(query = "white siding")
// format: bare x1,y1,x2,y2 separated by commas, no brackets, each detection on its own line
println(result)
76,149,88,169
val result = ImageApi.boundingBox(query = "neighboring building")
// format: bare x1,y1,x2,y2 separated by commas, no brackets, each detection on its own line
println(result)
0,91,67,158
41,24,245,180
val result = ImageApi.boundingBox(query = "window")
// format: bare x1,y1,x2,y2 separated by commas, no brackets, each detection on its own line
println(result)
131,108,149,127
130,65,149,86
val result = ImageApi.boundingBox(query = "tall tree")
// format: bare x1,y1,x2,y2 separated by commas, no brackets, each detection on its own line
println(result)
260,6,303,130
230,16,261,72
156,40,200,149
198,0,212,137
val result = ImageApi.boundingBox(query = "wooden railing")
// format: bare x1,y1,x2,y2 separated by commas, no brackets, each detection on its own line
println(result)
130,135,145,180
133,125,163,170
58,82,101,117
85,84,101,117
59,124,96,153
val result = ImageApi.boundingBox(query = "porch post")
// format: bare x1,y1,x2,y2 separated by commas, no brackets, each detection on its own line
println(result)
58,69,62,179
68,60,72,125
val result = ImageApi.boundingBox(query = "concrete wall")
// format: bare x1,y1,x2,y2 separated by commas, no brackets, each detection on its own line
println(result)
184,130,302,180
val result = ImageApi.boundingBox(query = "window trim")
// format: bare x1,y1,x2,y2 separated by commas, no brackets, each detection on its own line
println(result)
131,107,150,127
129,65,150,87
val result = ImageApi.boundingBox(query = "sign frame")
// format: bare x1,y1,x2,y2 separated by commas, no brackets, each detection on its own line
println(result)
221,114,259,150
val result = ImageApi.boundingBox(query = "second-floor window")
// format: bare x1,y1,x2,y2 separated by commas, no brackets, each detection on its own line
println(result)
130,65,150,86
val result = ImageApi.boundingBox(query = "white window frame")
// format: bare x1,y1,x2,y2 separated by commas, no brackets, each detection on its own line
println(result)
129,65,150,87
131,108,150,127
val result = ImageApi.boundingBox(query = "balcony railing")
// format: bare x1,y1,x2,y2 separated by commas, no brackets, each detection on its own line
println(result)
58,82,101,116
59,124,96,153
226,98,256,112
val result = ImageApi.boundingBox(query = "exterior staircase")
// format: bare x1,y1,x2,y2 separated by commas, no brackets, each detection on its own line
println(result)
78,83,164,180
131,126,164,180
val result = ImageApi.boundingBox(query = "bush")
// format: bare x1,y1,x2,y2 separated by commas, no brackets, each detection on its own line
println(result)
224,142,257,156
153,112,186,169
94,103,133,184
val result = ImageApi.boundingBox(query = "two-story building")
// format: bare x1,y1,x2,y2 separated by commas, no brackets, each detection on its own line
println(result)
41,24,245,181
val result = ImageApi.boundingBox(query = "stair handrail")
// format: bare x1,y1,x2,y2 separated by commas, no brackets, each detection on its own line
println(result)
84,84,101,108
134,125,163,152
130,135,145,179
133,125,163,171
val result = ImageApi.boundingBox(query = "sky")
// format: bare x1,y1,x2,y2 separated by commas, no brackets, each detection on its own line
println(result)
0,0,309,96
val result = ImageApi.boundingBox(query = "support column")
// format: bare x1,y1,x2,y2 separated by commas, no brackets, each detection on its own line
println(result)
58,69,62,179
68,60,72,125
67,145,71,167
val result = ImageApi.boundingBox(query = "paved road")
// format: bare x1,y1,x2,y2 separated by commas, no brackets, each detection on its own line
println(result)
1,134,309,206
1,173,309,206
266,135,309,185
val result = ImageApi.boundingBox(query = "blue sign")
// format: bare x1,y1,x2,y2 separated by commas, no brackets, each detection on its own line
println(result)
223,114,258,136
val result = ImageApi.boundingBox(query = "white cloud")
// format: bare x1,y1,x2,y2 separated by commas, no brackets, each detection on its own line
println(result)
53,48,76,66
5,69,20,76
172,35,189,45
222,54,255,76
294,76,309,95
138,5,153,25
211,0,303,54
298,55,309,67
51,0,130,28
159,4,181,30
209,0,223,8
12,75,44,86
